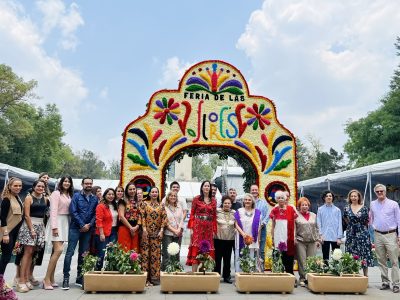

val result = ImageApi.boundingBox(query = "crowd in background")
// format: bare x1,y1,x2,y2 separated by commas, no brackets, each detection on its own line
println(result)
0,174,399,296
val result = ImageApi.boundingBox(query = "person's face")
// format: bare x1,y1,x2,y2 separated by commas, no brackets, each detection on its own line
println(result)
40,174,49,183
202,182,210,195
82,179,93,192
136,189,143,201
349,192,359,204
223,199,232,211
250,185,259,199
171,184,180,193
375,187,386,200
127,185,136,198
62,178,71,191
96,189,102,199
324,193,333,204
10,180,22,195
211,186,217,197
34,181,46,194
116,188,124,199
300,202,309,213
168,193,177,204
105,190,115,203
229,189,237,201
243,196,253,208
276,194,286,206
150,188,158,199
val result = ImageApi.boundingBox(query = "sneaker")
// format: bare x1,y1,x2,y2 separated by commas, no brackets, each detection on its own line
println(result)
299,281,306,287
75,276,83,288
380,283,390,290
61,278,69,290
393,286,399,293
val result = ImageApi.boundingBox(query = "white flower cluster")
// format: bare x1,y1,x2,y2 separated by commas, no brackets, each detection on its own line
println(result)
332,249,343,261
167,242,180,256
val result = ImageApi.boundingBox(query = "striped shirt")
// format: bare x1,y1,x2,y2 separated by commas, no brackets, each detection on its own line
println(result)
255,198,269,226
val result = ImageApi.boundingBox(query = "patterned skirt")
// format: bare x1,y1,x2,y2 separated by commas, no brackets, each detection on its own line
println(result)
17,218,46,248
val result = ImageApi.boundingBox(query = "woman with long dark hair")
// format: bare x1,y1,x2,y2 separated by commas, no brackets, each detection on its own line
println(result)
186,181,217,272
117,183,140,251
43,176,73,289
140,187,166,286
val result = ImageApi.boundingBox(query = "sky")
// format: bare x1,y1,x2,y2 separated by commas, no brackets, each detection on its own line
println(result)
1,0,399,166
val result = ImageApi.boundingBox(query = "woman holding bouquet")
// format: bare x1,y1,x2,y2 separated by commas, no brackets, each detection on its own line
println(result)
234,193,262,272
186,181,217,272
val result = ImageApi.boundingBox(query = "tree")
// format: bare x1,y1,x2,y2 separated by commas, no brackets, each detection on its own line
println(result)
192,155,213,181
344,37,400,167
74,150,107,179
106,159,121,180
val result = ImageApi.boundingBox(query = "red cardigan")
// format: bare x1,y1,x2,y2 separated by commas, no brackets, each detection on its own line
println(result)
95,203,113,237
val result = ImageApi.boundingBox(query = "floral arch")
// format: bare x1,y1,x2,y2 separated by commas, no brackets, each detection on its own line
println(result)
120,60,297,207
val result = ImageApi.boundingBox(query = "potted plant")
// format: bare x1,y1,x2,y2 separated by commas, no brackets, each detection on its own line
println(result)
306,249,368,294
160,241,220,293
83,242,147,293
235,239,296,293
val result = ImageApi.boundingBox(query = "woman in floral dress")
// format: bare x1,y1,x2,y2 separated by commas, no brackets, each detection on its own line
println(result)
117,183,140,252
186,181,217,272
343,189,373,276
140,187,167,286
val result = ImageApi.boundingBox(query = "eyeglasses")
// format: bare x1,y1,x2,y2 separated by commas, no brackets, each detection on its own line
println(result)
375,190,385,194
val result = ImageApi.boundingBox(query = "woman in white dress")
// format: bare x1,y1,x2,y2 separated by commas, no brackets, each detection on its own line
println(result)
42,176,73,289
234,193,262,272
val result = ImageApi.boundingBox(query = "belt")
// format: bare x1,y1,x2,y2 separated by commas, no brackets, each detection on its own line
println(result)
374,229,397,235
195,215,212,221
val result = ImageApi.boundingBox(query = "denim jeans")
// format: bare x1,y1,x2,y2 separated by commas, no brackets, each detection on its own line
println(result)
63,227,91,279
94,235,111,270
259,226,266,269
109,226,118,244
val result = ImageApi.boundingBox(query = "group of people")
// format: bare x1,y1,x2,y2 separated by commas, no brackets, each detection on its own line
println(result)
0,174,399,295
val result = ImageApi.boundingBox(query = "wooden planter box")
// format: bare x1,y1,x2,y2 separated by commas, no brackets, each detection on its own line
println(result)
307,273,368,294
160,272,220,293
235,272,296,294
83,271,147,293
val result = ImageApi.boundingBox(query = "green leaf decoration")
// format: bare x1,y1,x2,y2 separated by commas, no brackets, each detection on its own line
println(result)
127,153,148,166
217,87,244,95
259,103,265,113
187,128,196,137
273,159,292,171
253,119,259,130
167,114,173,125
162,97,168,108
185,85,210,92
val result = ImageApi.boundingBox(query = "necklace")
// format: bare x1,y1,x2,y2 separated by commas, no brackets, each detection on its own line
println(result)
244,209,253,217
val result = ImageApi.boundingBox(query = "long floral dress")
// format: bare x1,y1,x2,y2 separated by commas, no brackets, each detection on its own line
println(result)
343,205,374,267
186,195,217,266
140,200,167,283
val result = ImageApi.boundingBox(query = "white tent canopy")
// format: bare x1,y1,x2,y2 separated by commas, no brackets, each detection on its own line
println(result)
298,159,400,212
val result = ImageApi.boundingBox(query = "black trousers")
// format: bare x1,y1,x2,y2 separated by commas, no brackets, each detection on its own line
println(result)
322,241,340,261
281,251,294,275
214,239,234,280
0,224,21,274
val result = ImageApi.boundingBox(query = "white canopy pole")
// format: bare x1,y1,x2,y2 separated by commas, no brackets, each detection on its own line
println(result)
364,172,370,206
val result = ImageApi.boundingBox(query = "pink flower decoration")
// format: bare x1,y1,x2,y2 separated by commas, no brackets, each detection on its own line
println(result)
353,255,359,260
130,252,139,261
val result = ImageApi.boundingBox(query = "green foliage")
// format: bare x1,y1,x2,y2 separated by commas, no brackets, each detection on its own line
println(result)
239,245,257,273
271,249,285,273
81,252,98,275
329,252,362,276
196,253,215,274
305,256,327,274
106,159,121,180
345,37,400,167
104,242,142,274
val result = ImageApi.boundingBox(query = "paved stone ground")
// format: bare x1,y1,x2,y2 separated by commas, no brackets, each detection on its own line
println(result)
4,251,397,300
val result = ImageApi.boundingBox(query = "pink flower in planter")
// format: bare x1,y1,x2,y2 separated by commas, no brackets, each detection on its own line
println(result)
130,252,139,261
353,255,359,260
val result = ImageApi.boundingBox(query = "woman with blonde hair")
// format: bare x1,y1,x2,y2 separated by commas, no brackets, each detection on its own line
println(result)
295,196,321,287
161,191,184,271
343,189,373,276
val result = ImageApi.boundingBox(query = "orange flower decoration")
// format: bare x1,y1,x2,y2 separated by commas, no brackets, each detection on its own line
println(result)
244,235,254,246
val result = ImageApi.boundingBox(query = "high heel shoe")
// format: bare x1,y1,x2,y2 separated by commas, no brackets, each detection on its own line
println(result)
25,281,34,290
42,281,54,290
29,276,40,286
15,283,29,293
51,282,59,287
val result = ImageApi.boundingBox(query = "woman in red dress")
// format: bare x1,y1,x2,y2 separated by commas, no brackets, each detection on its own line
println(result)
186,181,217,272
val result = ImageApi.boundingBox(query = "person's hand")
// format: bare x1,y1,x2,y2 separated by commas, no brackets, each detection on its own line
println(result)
100,233,105,242
52,228,59,237
158,230,163,240
2,235,9,244
316,241,321,248
80,224,90,232
142,229,148,239
336,239,342,245
30,229,37,238
129,226,136,236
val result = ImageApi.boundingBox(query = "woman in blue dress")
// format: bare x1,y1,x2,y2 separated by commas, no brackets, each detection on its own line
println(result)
343,189,373,276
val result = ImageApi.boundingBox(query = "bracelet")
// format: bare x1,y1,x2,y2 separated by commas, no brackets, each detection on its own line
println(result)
2,234,8,237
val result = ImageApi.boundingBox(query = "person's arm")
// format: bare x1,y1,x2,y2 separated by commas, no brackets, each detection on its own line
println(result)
50,191,60,235
271,219,276,244
24,195,36,239
394,203,400,240
235,221,247,237
261,201,269,226
336,208,343,244
69,194,85,228
118,202,134,229
317,207,323,242
89,197,98,228
1,198,11,243
187,197,197,230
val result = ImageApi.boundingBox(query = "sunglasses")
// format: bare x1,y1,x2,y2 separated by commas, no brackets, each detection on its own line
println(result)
375,190,385,194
